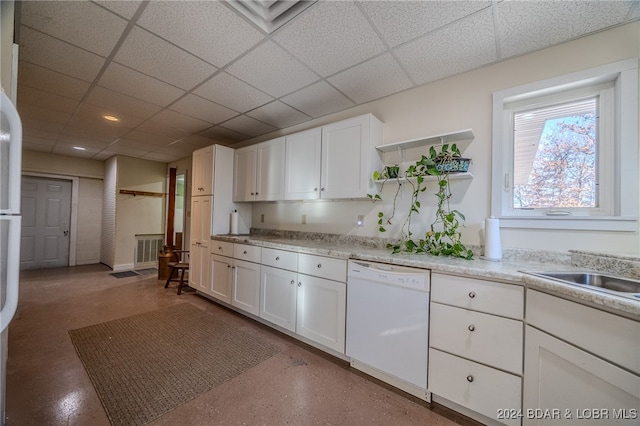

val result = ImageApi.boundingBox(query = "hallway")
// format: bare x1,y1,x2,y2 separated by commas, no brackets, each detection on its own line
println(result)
5,264,467,426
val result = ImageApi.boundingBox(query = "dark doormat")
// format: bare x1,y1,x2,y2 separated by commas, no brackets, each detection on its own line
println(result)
69,303,279,426
110,271,140,279
135,268,157,275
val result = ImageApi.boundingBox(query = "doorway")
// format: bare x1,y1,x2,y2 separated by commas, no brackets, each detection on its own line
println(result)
20,176,72,270
174,173,185,250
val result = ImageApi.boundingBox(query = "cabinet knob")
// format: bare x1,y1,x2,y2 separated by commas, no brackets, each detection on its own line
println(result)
243,250,248,254
466,375,474,383
468,324,475,332
468,291,476,299
251,192,255,195
218,246,222,250
290,280,295,285
275,256,280,261
298,282,302,287
320,187,325,191
317,263,322,268
314,187,318,192
227,265,231,268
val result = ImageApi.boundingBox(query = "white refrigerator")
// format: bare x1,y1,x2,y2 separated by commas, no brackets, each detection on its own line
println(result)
0,89,22,426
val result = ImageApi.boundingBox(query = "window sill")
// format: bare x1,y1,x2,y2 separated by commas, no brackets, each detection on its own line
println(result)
497,216,638,232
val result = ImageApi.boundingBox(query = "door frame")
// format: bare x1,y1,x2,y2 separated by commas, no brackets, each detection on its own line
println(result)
22,172,78,267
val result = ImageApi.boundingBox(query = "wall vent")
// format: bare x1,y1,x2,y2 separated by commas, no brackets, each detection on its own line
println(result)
225,0,317,34
135,234,163,267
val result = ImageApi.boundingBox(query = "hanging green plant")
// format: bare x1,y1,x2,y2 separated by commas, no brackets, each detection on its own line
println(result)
369,144,473,260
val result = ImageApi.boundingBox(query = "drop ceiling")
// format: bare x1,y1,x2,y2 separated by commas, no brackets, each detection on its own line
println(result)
13,0,640,163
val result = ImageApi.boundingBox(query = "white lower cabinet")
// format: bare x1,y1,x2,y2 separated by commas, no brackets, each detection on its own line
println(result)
210,253,233,303
260,265,297,332
523,290,640,425
232,259,260,316
429,273,524,426
296,273,346,354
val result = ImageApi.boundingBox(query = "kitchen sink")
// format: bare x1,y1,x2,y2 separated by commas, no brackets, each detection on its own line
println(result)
524,271,640,300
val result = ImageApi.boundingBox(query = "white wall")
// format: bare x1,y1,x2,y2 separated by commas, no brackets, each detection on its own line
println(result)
249,22,640,255
100,157,116,268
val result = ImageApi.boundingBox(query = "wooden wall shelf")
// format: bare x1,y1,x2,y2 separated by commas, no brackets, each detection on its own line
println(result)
119,189,165,197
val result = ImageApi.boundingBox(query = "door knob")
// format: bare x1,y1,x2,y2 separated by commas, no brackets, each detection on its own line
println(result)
63,229,69,236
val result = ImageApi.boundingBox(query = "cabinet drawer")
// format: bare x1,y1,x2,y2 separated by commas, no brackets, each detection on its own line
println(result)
430,302,523,375
233,243,262,263
429,348,522,426
527,290,640,375
261,247,298,271
298,253,346,282
210,240,234,256
431,273,523,319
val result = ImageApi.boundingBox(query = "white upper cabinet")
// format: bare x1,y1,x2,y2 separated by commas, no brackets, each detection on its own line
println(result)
284,128,322,200
233,138,285,202
285,114,383,200
192,145,214,196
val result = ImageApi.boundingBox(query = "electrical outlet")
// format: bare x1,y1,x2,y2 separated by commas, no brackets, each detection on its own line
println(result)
301,214,307,224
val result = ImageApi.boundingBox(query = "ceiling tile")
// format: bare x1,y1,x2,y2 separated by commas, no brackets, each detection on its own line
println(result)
181,134,218,149
122,130,175,146
22,137,54,153
360,1,491,48
148,110,213,134
23,127,59,142
199,126,248,145
18,62,90,101
247,101,311,128
85,86,161,120
98,62,185,106
273,1,385,77
113,138,170,153
194,72,273,113
138,1,264,67
135,120,190,141
281,81,355,118
60,126,122,144
498,1,634,59
18,103,73,126
114,26,217,90
328,53,413,104
219,115,277,138
140,151,178,163
19,26,105,82
91,150,116,161
21,118,65,134
52,143,104,158
17,85,79,114
20,1,127,57
66,104,142,137
105,140,152,157
169,94,239,125
226,41,319,98
394,8,496,85
93,0,142,20
56,134,111,150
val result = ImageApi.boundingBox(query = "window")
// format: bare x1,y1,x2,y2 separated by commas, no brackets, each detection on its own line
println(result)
491,59,638,231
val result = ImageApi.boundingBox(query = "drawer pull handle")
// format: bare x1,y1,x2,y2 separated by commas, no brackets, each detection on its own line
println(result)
468,291,476,299
317,263,322,268
468,324,475,332
467,375,474,383
276,256,280,261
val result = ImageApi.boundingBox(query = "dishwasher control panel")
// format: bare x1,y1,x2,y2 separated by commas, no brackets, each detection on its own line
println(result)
348,260,430,291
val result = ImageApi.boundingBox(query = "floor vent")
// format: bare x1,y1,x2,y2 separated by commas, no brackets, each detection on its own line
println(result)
225,0,317,34
135,234,163,267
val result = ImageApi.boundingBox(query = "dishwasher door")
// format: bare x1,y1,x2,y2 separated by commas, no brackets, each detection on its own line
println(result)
346,260,430,395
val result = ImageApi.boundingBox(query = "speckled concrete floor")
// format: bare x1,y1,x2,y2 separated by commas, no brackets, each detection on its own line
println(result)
6,264,471,426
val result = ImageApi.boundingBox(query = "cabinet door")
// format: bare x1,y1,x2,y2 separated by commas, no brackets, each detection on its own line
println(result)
190,196,211,245
256,137,285,201
285,128,322,200
260,265,297,332
232,259,261,316
321,114,381,199
233,145,256,202
210,254,233,303
192,145,213,195
523,326,640,426
189,244,204,291
296,274,346,353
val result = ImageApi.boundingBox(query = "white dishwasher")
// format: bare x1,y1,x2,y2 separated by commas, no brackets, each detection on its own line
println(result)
346,260,430,401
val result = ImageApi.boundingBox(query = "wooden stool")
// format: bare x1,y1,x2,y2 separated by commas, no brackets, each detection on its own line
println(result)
164,262,190,294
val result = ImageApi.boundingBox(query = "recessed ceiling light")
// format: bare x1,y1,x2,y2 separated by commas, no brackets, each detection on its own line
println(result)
73,146,86,151
103,115,119,122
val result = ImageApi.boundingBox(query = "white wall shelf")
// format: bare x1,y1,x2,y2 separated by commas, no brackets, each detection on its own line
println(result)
374,172,473,185
376,129,474,153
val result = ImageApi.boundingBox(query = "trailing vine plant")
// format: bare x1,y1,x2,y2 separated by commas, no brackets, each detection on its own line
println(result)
368,144,473,259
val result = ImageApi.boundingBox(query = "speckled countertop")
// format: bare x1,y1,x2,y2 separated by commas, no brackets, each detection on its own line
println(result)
212,231,640,319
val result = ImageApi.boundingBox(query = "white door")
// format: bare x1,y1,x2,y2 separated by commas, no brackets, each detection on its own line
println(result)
20,176,71,270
